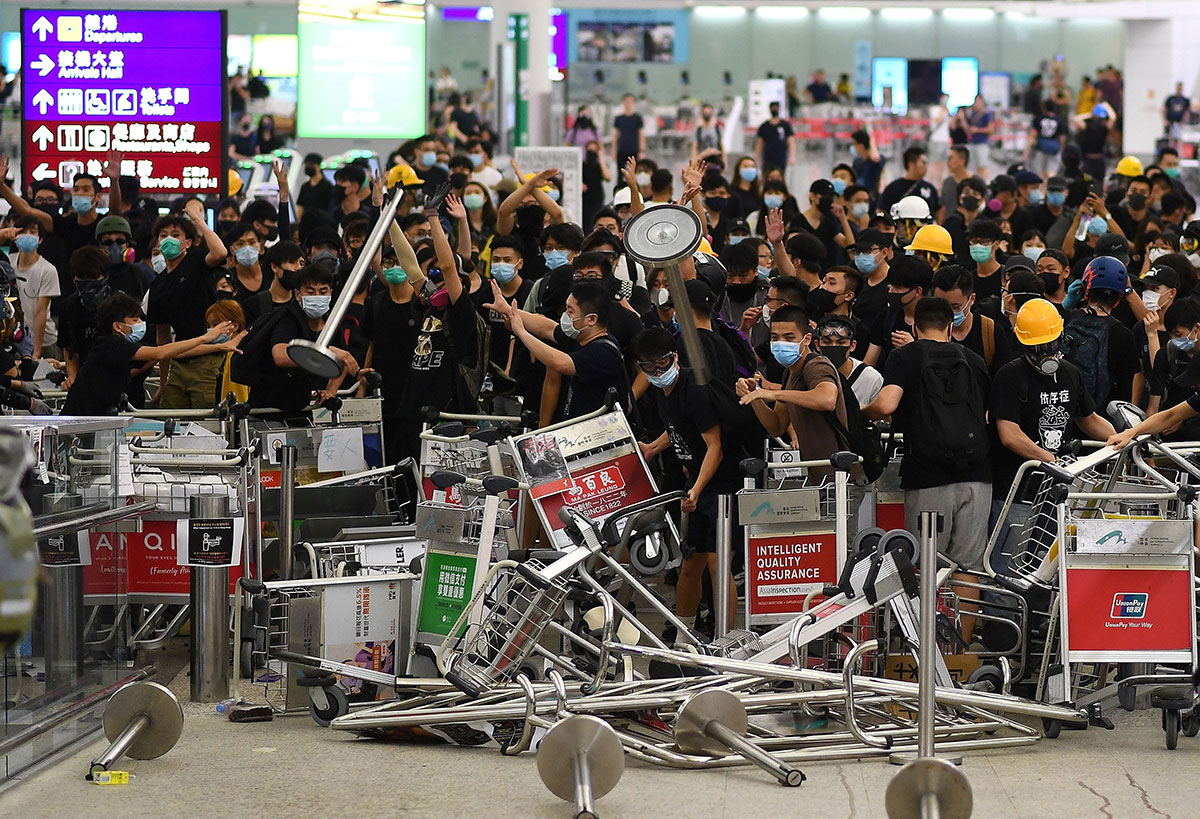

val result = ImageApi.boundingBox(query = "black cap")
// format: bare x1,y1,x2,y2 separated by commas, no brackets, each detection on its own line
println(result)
854,228,890,251
991,174,1017,193
1003,255,1036,274
728,219,751,234
1046,175,1068,191
304,226,341,250
1143,265,1180,290
1095,233,1130,260
810,178,835,196
1014,170,1043,187
684,278,716,312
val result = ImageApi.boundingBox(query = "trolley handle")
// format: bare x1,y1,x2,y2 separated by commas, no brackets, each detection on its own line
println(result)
430,470,468,489
598,490,687,548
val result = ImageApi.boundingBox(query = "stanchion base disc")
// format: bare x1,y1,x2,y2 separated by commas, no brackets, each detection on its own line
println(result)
287,340,344,379
103,681,184,760
622,205,704,266
674,689,748,757
888,751,963,766
886,757,973,819
537,715,624,803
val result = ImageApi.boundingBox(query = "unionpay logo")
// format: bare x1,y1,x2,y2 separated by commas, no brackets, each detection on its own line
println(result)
1110,592,1147,619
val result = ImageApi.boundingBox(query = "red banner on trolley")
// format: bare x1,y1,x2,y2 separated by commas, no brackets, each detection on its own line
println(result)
746,531,838,617
532,453,656,538
82,519,243,596
1064,567,1193,653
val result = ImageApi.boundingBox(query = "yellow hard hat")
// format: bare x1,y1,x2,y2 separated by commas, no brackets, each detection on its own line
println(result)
905,224,954,256
1015,298,1064,346
228,169,243,197
387,163,425,189
523,172,555,193
697,237,715,256
1116,155,1143,177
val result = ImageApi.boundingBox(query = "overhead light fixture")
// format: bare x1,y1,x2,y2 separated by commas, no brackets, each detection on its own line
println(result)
694,6,748,18
942,8,996,21
817,7,871,21
754,6,810,19
880,7,933,21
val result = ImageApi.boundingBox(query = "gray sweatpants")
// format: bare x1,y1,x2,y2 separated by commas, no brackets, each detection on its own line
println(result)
903,481,991,572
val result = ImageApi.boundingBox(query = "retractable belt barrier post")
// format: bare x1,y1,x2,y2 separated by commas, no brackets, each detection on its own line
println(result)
42,492,84,691
189,494,231,702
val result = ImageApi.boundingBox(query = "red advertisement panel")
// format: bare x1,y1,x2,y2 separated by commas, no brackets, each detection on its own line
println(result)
533,454,657,535
1065,567,1193,653
83,519,243,597
746,532,838,616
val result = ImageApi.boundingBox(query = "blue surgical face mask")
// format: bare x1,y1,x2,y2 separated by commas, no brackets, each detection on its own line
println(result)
1170,336,1196,353
212,332,230,344
771,340,802,367
969,244,993,263
763,194,784,210
854,252,878,274
124,321,146,343
72,195,94,214
757,265,772,281
469,153,484,168
1087,217,1108,236
544,249,570,269
727,235,746,245
546,188,561,203
491,261,518,283
235,246,259,267
646,366,679,389
740,166,758,183
301,294,331,318
952,309,969,327
14,234,38,253
420,151,437,167
1028,189,1044,205
851,201,870,219
1046,191,1066,207
463,193,486,210
832,178,847,195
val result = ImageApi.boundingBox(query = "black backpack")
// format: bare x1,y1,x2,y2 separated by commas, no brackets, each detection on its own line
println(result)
229,304,293,390
909,343,989,469
827,368,887,483
710,316,759,380
1062,311,1112,407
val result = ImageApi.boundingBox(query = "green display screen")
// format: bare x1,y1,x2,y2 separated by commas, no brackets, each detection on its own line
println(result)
297,17,426,140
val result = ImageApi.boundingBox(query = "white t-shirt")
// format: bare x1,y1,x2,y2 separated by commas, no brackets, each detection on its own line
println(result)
847,359,884,407
929,105,951,144
472,166,503,192
10,253,59,348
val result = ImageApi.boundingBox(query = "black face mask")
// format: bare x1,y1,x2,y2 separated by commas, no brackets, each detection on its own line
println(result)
264,226,280,243
806,286,837,316
304,164,320,177
450,172,469,189
705,196,728,212
75,277,111,311
1039,272,1063,294
817,196,834,212
886,290,910,311
960,195,981,212
36,203,60,216
585,150,599,164
819,344,850,368
1128,193,1147,211
217,219,238,236
725,281,757,302
332,186,347,204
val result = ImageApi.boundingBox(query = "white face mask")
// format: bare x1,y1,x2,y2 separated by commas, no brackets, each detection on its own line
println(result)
1142,290,1161,311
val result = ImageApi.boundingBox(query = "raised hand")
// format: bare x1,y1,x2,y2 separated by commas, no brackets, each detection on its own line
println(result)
445,193,467,221
764,208,785,245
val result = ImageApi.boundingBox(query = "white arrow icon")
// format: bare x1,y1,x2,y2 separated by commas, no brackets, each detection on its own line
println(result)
32,17,52,42
32,89,53,115
32,163,55,181
31,54,54,77
31,125,53,150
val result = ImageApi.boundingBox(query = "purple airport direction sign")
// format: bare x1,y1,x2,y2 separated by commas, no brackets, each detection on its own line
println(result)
22,9,227,194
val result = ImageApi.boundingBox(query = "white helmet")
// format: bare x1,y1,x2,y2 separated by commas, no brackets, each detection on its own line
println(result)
613,187,633,206
891,195,931,221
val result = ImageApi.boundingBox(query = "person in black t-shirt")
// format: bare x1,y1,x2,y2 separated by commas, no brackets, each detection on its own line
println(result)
481,235,534,378
863,255,932,372
932,265,1007,371
991,298,1114,501
755,102,794,172
64,293,233,416
634,327,741,635
411,135,449,196
296,153,334,219
145,203,228,408
877,146,940,217
59,246,145,389
446,93,482,150
611,94,645,174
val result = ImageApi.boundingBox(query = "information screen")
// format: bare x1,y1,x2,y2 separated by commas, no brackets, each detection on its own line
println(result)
297,15,426,140
872,57,907,114
941,57,979,112
21,10,226,194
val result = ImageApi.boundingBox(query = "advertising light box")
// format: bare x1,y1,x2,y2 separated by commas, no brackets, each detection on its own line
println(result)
298,16,426,140
21,9,226,195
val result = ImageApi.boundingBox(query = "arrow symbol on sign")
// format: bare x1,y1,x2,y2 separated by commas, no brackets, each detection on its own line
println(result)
32,163,55,181
31,125,53,150
32,89,53,115
32,17,53,42
31,54,54,77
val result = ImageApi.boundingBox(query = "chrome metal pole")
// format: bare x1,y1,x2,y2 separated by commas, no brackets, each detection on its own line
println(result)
572,751,598,819
90,712,151,770
278,444,297,581
190,494,231,702
662,261,708,384
715,493,733,640
705,721,805,787
918,510,941,759
42,493,83,691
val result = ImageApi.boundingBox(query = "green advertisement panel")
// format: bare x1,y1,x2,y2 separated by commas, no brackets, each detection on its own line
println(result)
298,16,426,140
416,549,476,637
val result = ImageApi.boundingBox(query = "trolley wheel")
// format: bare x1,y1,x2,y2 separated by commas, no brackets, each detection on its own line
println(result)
1164,709,1180,750
309,685,349,727
966,665,1003,695
239,639,254,679
1184,713,1200,738
1042,718,1062,739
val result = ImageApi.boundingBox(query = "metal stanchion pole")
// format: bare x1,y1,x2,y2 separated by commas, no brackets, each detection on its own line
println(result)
715,494,734,640
278,444,297,581
917,510,941,760
43,493,83,691
190,495,230,702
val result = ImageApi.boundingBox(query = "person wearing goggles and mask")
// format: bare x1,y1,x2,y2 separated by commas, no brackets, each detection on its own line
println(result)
991,298,1115,517
815,315,882,406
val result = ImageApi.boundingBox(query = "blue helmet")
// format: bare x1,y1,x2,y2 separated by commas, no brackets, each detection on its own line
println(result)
1082,255,1130,295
